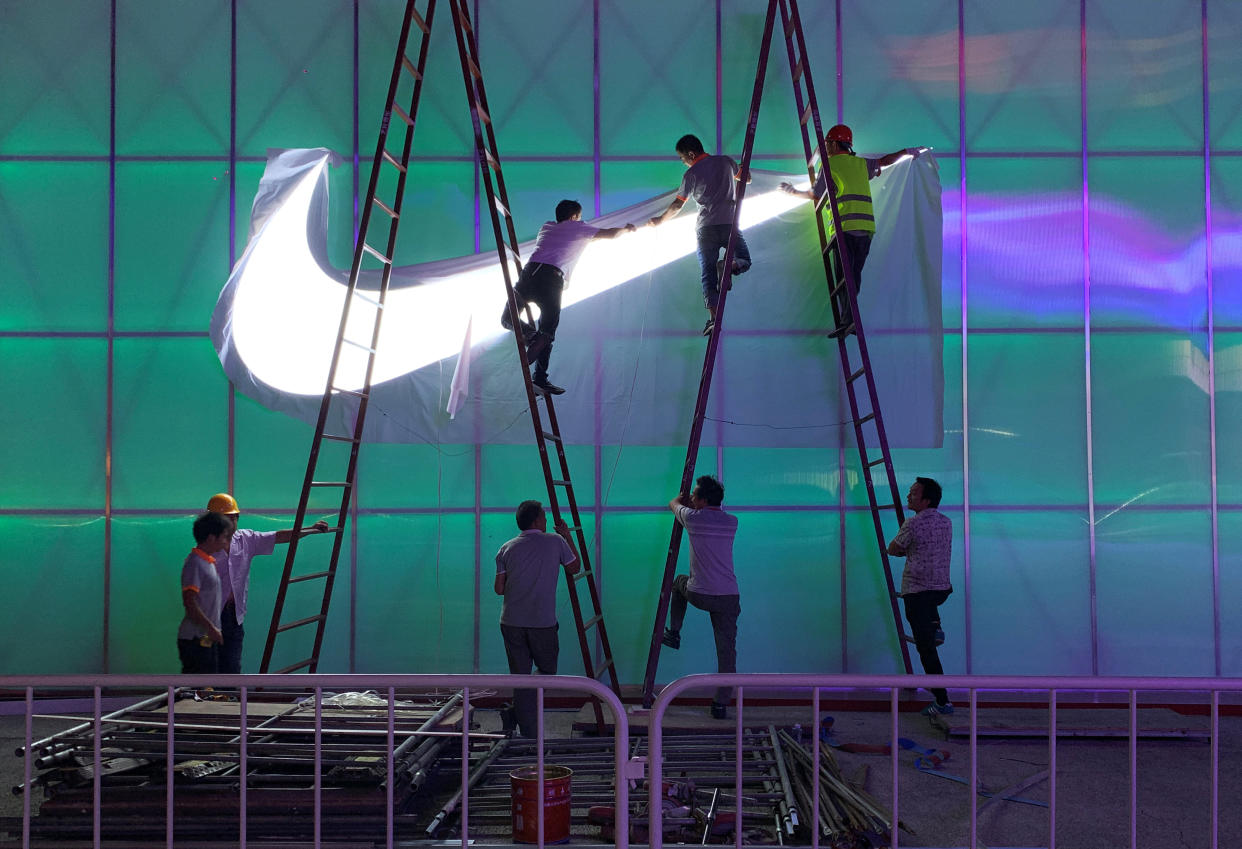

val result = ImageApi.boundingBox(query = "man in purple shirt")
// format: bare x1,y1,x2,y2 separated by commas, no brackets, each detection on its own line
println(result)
500,200,636,395
887,477,954,716
661,474,741,719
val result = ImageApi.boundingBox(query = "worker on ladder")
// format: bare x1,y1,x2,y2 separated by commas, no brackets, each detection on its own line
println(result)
648,134,753,337
500,200,636,395
778,124,922,337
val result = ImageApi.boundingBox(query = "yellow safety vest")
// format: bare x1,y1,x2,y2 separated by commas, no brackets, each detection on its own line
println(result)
823,154,875,237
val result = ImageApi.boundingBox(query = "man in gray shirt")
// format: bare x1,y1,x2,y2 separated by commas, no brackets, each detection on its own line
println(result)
495,499,580,736
648,134,752,337
887,476,954,716
662,474,741,719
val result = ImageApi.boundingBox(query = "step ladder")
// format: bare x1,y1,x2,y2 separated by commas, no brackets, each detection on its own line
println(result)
640,0,912,707
449,0,622,726
260,0,438,674
261,0,623,713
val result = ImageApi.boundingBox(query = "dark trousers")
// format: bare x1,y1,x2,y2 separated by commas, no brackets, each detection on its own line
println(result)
500,623,559,737
500,262,563,382
178,638,219,675
903,589,951,705
668,574,740,704
827,230,872,324
696,223,752,308
219,599,244,675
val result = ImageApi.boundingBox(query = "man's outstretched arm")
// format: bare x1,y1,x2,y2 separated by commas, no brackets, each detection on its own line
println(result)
592,223,639,240
648,197,685,226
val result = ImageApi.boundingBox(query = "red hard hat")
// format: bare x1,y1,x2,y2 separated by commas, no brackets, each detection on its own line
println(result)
827,124,853,145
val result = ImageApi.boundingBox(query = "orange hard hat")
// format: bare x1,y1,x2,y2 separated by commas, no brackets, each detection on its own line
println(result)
207,493,241,515
827,124,853,146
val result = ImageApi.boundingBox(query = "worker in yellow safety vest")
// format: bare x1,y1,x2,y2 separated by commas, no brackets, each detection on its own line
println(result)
779,124,923,337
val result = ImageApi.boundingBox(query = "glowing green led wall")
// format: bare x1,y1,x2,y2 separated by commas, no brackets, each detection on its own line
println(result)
2,0,1240,679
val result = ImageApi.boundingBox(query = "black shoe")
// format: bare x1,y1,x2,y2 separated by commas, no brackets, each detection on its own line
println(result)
532,377,565,395
710,701,728,720
525,331,551,361
702,319,715,337
661,629,680,650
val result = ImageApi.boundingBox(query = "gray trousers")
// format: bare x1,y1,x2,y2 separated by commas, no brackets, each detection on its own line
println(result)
669,574,740,704
500,623,559,737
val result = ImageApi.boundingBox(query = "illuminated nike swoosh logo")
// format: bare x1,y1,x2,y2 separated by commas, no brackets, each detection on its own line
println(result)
219,149,805,395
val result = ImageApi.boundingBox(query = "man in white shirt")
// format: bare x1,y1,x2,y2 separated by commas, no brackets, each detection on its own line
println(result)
500,200,636,395
206,492,330,674
887,477,954,716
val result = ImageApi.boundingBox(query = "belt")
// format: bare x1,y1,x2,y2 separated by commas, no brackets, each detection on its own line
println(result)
527,261,564,277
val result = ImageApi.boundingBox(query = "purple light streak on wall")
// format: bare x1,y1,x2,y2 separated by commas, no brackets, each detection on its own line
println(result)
593,0,601,218
1201,0,1220,677
1081,0,1100,676
958,0,971,675
227,0,238,500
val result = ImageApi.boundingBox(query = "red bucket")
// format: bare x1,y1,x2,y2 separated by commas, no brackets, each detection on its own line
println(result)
510,765,573,844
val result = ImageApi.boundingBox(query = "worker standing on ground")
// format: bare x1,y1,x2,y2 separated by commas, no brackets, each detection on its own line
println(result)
661,475,741,719
887,477,954,716
206,493,330,674
177,512,234,674
494,500,580,737
648,134,752,337
779,124,920,336
500,200,636,396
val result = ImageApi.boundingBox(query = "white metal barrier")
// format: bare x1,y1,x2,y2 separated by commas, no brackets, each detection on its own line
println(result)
649,672,1242,849
2,673,628,849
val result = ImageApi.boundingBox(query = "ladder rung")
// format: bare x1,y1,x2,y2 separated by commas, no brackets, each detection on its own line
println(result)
846,366,866,383
382,149,407,173
371,196,398,218
799,100,814,127
392,102,414,127
401,54,423,80
867,456,887,468
344,337,377,354
409,6,430,34
541,431,562,443
492,194,510,219
591,657,615,679
551,480,571,487
466,55,483,81
362,242,391,265
310,481,351,488
331,387,368,399
877,502,899,510
858,412,876,425
571,568,592,582
275,613,325,634
583,614,603,631
791,57,806,85
784,16,798,38
453,4,473,35
475,102,492,127
351,289,384,309
483,148,502,173
289,570,332,584
273,657,316,674
322,433,360,444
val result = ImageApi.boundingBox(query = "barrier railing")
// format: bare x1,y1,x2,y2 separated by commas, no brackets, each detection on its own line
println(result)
648,673,1242,849
2,673,628,849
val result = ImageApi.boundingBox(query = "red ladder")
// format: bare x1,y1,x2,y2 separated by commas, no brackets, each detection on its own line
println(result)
640,0,912,707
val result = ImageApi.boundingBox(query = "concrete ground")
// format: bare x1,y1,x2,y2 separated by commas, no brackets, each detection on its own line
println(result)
1,692,1239,848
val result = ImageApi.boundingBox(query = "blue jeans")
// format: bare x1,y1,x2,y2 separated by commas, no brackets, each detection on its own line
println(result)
696,224,751,308
668,574,740,704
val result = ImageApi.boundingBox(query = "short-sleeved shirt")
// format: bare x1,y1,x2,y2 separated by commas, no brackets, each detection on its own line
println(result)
677,154,741,230
893,508,953,594
215,529,277,623
178,548,223,641
528,219,601,285
675,505,739,596
496,529,578,628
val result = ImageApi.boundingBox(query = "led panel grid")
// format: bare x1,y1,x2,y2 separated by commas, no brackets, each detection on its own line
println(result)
115,1,230,155
1217,332,1242,507
109,514,193,674
1207,0,1242,150
599,0,716,156
1219,511,1242,675
1211,158,1242,327
0,162,110,332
